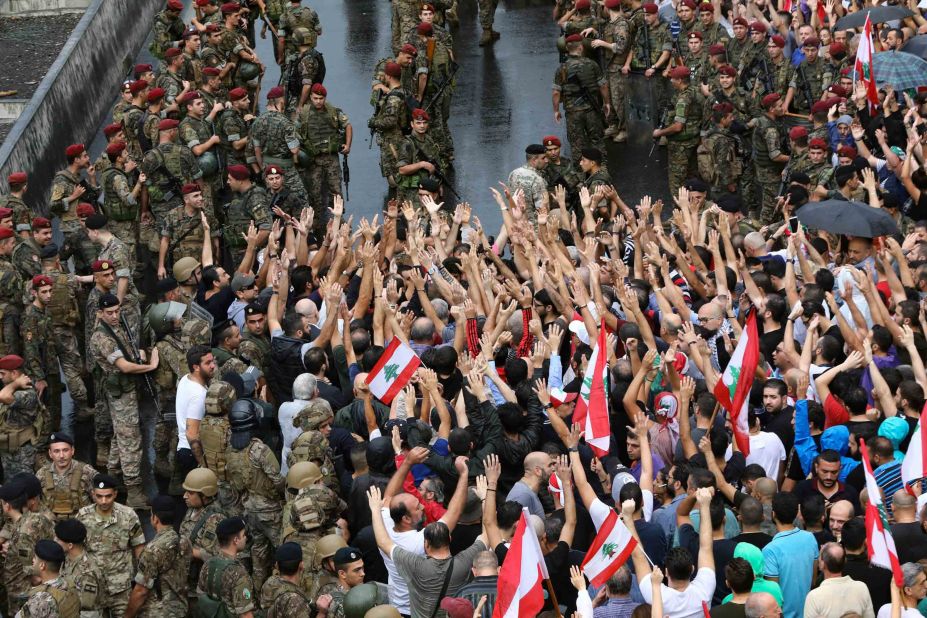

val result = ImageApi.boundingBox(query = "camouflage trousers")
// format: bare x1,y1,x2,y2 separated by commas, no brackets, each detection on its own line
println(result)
152,409,177,481
391,0,420,53
479,0,499,28
248,507,282,593
103,386,142,487
564,107,606,165
5,575,29,617
667,139,698,199
424,90,454,155
305,153,343,223
0,441,35,481
756,165,782,226
0,305,21,357
109,220,139,274
606,69,628,134
105,587,130,618
739,160,759,217
54,326,90,419
379,138,403,182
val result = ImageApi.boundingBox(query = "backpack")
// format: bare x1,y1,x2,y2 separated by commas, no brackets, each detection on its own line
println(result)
194,557,236,618
696,135,717,186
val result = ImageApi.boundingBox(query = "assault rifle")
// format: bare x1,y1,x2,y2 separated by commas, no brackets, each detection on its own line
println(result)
423,62,459,113
120,315,161,417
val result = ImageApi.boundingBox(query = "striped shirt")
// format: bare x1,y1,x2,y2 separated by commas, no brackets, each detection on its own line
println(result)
873,460,904,517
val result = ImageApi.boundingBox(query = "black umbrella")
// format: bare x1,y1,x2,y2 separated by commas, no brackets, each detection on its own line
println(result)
836,5,913,30
796,199,899,238
903,35,927,59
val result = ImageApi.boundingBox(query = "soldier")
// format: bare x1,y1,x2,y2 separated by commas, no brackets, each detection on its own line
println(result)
252,86,309,202
553,34,609,166
84,260,119,469
198,380,238,514
200,24,237,86
55,518,106,617
198,67,227,112
698,102,742,199
297,83,350,224
756,35,791,100
223,165,272,266
589,0,631,143
414,23,455,153
262,542,312,616
369,62,411,194
88,295,160,508
225,398,285,592
77,474,146,617
404,4,454,54
140,118,203,229
181,27,205,87
92,124,125,177
785,37,832,114
277,0,322,61
637,3,672,121
265,165,306,222
147,301,189,483
322,547,366,618
683,33,708,85
211,320,244,375
12,217,52,281
287,27,326,114
239,302,271,373
124,496,192,618
1,171,31,229
395,108,450,207
310,534,348,601
180,468,227,597
217,88,255,169
695,2,728,48
0,354,42,480
196,516,255,617
578,147,610,193
741,22,768,85
752,93,789,225
37,433,95,522
653,65,702,198
390,0,420,53
179,91,227,212
726,17,752,71
111,81,135,126
505,144,549,222
21,275,62,433
0,226,23,356
50,144,98,260
1,476,54,616
541,135,579,195
803,137,836,195
150,0,186,60
154,48,192,114
218,3,263,97
282,461,344,581
371,45,417,106
139,88,166,157
159,184,219,279
121,80,150,163
18,539,80,618
99,143,144,273
85,214,142,338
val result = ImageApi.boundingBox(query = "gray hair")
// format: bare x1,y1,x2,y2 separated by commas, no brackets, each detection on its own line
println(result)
292,373,317,400
431,298,449,321
606,566,632,595
410,317,436,342
745,593,778,618
903,562,925,588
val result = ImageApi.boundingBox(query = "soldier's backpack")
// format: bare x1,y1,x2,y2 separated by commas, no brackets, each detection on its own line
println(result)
286,49,326,100
696,137,717,186
194,557,236,618
200,415,231,481
38,582,80,618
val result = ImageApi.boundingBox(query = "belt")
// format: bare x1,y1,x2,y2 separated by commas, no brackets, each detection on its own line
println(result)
264,156,294,168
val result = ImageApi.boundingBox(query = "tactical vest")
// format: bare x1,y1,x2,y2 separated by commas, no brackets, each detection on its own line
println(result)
268,336,306,404
221,197,253,250
301,104,343,156
268,588,311,618
201,414,231,481
32,582,80,618
0,401,36,452
290,487,325,533
101,167,138,222
47,272,79,328
239,332,270,367
225,439,278,500
38,465,84,520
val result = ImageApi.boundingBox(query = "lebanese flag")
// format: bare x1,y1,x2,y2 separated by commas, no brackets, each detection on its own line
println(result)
573,320,611,457
901,404,927,488
549,474,565,508
712,311,759,456
860,438,904,587
581,509,637,587
493,508,549,618
854,16,880,113
364,337,421,404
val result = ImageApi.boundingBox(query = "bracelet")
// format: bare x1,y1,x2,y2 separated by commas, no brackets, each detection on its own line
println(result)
269,254,278,259
487,488,496,492
569,446,579,453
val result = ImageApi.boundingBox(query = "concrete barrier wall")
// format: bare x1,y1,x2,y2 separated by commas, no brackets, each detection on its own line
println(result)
0,0,164,214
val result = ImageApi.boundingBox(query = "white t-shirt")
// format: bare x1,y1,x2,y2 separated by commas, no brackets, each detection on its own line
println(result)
175,375,208,451
747,431,787,480
639,568,716,618
379,506,426,615
877,606,922,618
277,398,310,474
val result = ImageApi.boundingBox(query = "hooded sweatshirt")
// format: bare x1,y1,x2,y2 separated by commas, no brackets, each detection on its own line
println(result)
794,399,861,481
722,542,785,607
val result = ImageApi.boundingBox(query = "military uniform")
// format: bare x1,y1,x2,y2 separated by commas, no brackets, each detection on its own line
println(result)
200,44,231,86
181,52,205,88
395,131,450,207
83,287,115,462
196,554,255,617
280,482,344,589
37,461,96,522
266,185,305,222
141,110,162,155
685,50,710,86
97,236,142,337
223,184,272,265
371,58,416,104
13,238,44,281
279,3,321,57
789,56,833,113
3,511,54,616
286,429,338,492
216,108,252,169
287,47,325,115
698,125,742,198
17,576,80,618
133,527,192,617
262,577,311,618
99,166,140,273
150,9,185,60
665,85,703,198
554,55,607,165
43,268,89,422
697,21,729,49
369,88,411,189
179,115,222,215
179,501,226,598
601,13,632,137
21,302,61,434
543,157,580,193
0,385,41,480
0,194,31,228
122,105,148,163
726,36,752,72
506,165,547,222
749,53,791,100
297,102,348,221
752,113,787,224
390,0,420,53
160,206,218,266
0,252,23,355
676,18,698,56
154,70,187,108
60,549,105,617
58,228,97,278
152,330,187,481
239,328,271,374
140,142,203,225
415,38,455,153
77,502,145,618
251,109,308,202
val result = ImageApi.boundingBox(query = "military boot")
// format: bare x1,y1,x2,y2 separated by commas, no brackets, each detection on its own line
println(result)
479,28,498,46
96,441,110,470
126,484,150,510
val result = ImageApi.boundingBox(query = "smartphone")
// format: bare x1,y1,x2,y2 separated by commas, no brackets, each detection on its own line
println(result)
788,217,799,234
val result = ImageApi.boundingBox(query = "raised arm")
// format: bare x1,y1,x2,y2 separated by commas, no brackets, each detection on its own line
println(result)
694,486,715,572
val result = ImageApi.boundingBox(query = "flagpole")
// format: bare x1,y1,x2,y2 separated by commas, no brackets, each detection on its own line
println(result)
707,401,721,430
545,579,563,618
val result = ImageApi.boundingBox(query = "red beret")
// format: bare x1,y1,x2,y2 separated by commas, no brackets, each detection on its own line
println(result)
147,87,166,102
264,165,283,177
180,90,201,104
761,93,781,109
103,123,123,138
400,43,418,56
0,208,11,220
202,67,221,76
803,36,820,47
669,66,691,79
182,183,202,195
542,135,561,147
604,0,620,9
829,43,846,58
770,35,785,48
712,102,734,114
718,64,736,77
708,43,725,55
91,259,114,273
698,2,712,10
810,100,831,114
205,23,220,33
105,142,126,156
808,138,828,150
565,33,583,43
134,63,153,75
0,228,13,240
76,203,95,217
7,172,27,185
32,217,51,230
310,83,327,96
158,118,180,131
642,3,658,12
227,165,250,180
421,2,435,9
32,275,53,289
0,355,24,370
164,47,183,59
575,0,591,7
384,61,402,77
65,144,85,158
220,2,240,13
732,17,748,27
267,86,285,100
228,87,248,101
688,31,703,40
196,0,211,6
167,0,183,10
411,108,430,121
749,22,767,33
837,145,857,158
788,126,808,139
680,0,696,8
129,79,148,94
827,84,848,97
416,22,433,35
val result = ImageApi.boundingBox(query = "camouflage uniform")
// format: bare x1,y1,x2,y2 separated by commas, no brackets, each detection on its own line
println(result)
18,576,80,618
20,302,62,434
263,577,311,618
665,85,703,198
216,108,252,169
789,56,833,113
749,53,791,100
97,236,142,338
251,109,308,202
697,20,729,49
676,18,698,56
152,330,186,481
225,437,285,592
3,511,53,616
371,58,416,104
601,12,632,136
121,105,147,163
181,52,205,88
279,3,321,58
196,555,255,616
0,386,41,480
12,237,44,281
99,166,140,273
142,110,163,154
280,482,344,590
133,527,192,617
61,548,106,617
83,287,114,459
77,502,145,618
44,268,89,422
698,125,742,198
287,46,325,115
37,459,96,521
390,0,420,53
395,131,450,207
218,28,261,94
179,500,226,599
286,429,338,493
160,206,219,266
369,87,411,188
752,112,787,224
415,37,455,152
296,102,348,223
554,55,607,165
0,194,31,228
58,227,96,277
149,9,185,60
140,142,203,224
505,165,547,223
222,184,272,266
542,157,580,193
239,328,271,374
266,186,306,222
179,115,222,216
154,70,187,109
726,35,752,72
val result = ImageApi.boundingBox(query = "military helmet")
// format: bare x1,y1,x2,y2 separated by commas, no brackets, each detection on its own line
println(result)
344,583,387,618
205,381,237,416
237,60,261,83
182,467,219,497
292,27,311,46
147,301,186,338
365,606,402,618
286,461,322,490
317,533,347,560
182,318,212,346
228,399,258,432
197,151,219,177
294,399,333,432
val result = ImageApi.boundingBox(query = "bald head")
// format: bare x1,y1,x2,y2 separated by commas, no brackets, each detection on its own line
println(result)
524,451,553,475
745,592,779,618
743,232,766,254
754,477,777,500
819,541,846,575
295,298,319,323
410,317,436,343
353,373,369,397
893,490,917,522
828,500,854,536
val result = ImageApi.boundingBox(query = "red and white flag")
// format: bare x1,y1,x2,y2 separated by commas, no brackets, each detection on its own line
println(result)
860,438,904,587
494,508,549,618
854,16,880,113
364,337,421,404
713,311,759,456
901,404,927,488
581,509,637,587
549,474,565,508
573,320,611,457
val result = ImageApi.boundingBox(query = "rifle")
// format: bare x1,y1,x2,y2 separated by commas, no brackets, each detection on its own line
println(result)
423,62,459,113
760,57,774,95
342,153,350,201
370,89,384,149
415,142,460,200
669,20,685,66
641,22,653,70
120,315,161,417
796,64,815,112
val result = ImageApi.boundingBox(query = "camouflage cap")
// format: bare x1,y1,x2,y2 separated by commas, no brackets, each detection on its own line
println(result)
294,399,333,431
292,27,312,46
182,318,212,347
205,381,237,415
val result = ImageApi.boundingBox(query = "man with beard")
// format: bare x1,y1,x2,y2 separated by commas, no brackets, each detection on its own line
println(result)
505,451,556,517
176,345,217,483
794,449,861,513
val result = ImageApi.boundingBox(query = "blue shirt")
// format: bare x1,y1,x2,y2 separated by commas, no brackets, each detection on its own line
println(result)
652,494,685,545
762,528,819,618
874,460,904,516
